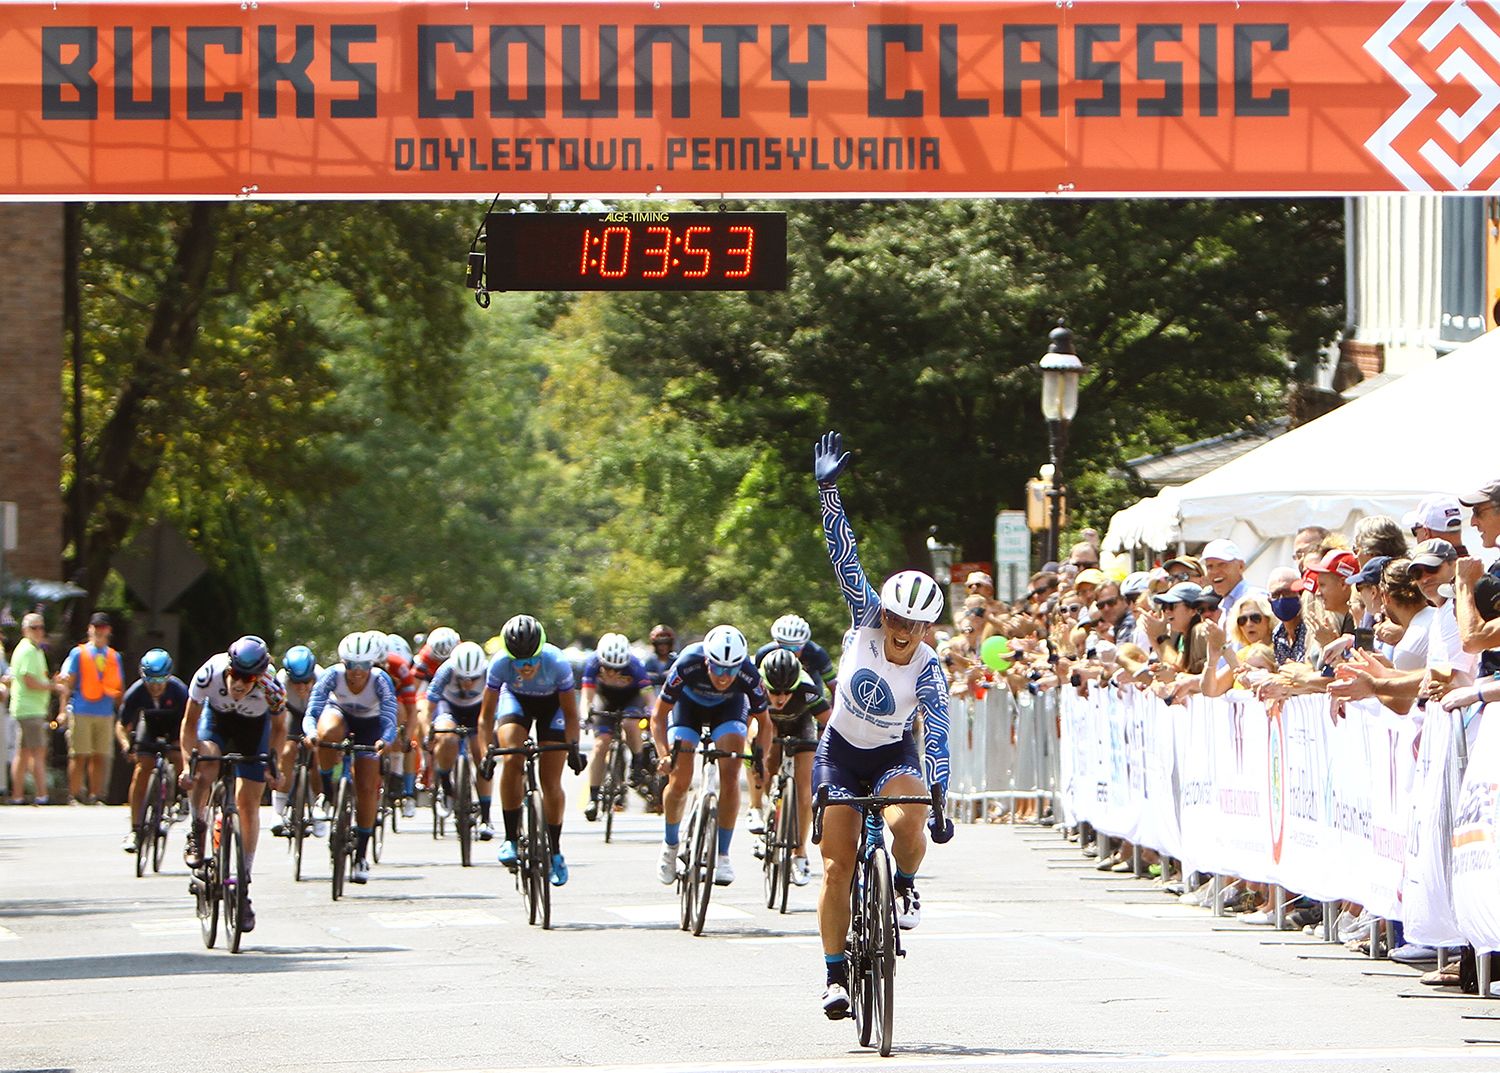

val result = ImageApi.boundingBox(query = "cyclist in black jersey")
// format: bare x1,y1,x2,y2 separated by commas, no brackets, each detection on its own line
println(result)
748,648,829,885
642,624,678,690
116,649,189,854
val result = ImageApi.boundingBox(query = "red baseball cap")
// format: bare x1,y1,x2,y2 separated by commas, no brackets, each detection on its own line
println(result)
1312,550,1359,581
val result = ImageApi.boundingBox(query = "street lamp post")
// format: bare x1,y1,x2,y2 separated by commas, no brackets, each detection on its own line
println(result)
1038,320,1083,567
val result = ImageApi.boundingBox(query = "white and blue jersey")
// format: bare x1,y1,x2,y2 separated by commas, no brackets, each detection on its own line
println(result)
581,653,652,711
426,658,487,715
303,664,399,744
660,643,770,714
818,483,950,793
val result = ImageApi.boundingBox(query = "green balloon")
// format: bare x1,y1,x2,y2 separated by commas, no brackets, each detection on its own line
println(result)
980,635,1012,672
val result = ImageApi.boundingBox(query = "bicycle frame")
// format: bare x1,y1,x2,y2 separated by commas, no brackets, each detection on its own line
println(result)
486,738,571,929
188,749,272,955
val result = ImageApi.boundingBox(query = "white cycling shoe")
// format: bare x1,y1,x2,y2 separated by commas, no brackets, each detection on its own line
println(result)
746,807,765,834
714,853,736,886
822,982,851,1019
896,885,921,930
658,842,680,885
401,799,416,818
791,856,811,886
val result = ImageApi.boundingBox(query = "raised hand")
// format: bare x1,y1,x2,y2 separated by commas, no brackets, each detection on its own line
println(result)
813,430,851,485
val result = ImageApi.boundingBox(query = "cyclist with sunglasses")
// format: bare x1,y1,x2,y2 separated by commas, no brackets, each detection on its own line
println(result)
642,624,678,690
479,615,586,884
580,633,654,822
650,623,772,887
304,631,400,884
117,649,189,854
751,647,830,886
811,430,954,1020
425,641,491,830
180,636,288,930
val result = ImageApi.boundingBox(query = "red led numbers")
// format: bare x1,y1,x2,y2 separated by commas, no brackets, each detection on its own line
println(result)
641,226,671,279
724,225,754,279
680,226,711,278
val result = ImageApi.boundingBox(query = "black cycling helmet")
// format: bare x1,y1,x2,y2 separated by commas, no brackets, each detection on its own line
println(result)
759,647,801,693
649,623,675,644
501,614,546,660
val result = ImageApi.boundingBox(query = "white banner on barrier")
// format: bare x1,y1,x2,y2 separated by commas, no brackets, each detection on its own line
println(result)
1452,705,1500,954
1403,704,1464,949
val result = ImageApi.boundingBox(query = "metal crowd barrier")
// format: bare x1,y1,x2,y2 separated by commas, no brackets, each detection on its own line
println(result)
945,686,1060,823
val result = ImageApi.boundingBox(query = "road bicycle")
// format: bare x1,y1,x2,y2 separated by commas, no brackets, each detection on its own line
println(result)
431,725,482,865
187,749,273,955
671,736,760,937
811,783,941,1056
372,747,410,862
132,735,182,878
484,739,570,929
327,739,381,901
760,734,817,913
281,737,319,881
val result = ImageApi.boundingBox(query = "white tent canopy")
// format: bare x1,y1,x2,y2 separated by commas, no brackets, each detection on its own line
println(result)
1103,328,1500,577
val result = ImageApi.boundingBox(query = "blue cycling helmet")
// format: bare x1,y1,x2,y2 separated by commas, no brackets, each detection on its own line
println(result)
139,648,173,679
227,635,271,677
282,644,317,683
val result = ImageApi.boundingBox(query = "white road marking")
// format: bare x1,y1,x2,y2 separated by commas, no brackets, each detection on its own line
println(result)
729,929,1248,946
129,918,202,936
1095,901,1219,921
417,1046,1498,1073
0,925,17,942
607,903,752,924
368,908,503,929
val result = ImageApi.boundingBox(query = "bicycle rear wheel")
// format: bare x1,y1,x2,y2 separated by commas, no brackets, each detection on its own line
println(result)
690,793,717,936
372,798,386,864
762,787,782,909
776,779,797,914
455,754,474,867
331,779,353,900
867,850,897,1055
525,791,551,929
603,738,626,844
225,812,250,954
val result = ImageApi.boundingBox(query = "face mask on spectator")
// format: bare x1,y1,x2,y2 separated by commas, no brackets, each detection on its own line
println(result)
1271,596,1302,622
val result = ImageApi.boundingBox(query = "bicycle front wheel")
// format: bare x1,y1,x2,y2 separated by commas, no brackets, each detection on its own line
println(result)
776,779,797,914
135,770,158,879
762,788,782,909
678,809,697,931
455,755,474,867
196,804,220,950
866,850,897,1055
603,738,626,844
149,771,169,873
690,793,717,936
331,779,353,901
525,792,551,929
290,764,309,882
226,813,250,954
372,799,386,864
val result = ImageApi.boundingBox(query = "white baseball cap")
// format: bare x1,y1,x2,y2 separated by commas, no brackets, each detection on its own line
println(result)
1411,494,1463,533
1201,538,1244,563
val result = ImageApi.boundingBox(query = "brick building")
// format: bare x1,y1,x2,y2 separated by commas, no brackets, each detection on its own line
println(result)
0,204,63,585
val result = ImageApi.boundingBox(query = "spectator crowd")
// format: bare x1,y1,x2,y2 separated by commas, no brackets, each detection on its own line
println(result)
929,482,1500,988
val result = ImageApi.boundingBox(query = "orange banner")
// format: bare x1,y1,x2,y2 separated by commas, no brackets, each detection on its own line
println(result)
1,1,1497,198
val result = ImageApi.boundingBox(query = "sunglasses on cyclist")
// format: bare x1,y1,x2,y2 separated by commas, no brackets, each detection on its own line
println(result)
707,661,738,676
227,668,260,682
343,659,373,673
457,674,483,685
881,609,922,633
144,675,169,685
1237,612,1265,626
512,656,542,670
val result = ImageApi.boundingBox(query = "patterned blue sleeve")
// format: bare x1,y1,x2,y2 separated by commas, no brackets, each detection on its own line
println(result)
426,662,451,705
819,483,880,628
374,670,398,743
914,657,950,792
581,654,600,687
304,667,335,738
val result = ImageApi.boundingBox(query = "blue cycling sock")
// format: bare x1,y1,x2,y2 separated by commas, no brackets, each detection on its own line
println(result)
825,953,847,985
355,826,372,859
664,821,680,846
895,868,916,891
717,826,734,855
479,796,492,824
403,772,416,796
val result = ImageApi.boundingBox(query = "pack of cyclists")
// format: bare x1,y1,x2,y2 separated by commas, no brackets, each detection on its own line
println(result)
113,431,952,1017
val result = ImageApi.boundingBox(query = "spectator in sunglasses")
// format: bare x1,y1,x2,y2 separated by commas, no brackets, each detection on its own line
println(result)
1201,595,1274,697
1161,555,1205,584
1092,582,1130,642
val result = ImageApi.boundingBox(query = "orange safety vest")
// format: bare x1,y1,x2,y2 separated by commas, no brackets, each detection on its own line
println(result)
76,644,123,702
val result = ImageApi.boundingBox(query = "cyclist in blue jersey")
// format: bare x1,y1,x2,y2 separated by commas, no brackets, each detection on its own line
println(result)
305,631,400,884
424,641,491,826
116,649,189,854
478,615,586,886
649,625,772,888
811,430,955,1019
642,624,678,690
271,645,322,838
580,632,654,822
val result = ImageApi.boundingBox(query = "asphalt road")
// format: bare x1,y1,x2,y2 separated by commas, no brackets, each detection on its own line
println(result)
3,773,1500,1073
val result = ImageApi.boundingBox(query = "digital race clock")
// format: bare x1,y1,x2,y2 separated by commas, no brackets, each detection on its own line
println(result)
483,211,787,292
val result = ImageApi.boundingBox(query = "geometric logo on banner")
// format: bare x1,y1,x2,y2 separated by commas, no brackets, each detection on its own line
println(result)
1267,708,1287,865
1366,0,1500,190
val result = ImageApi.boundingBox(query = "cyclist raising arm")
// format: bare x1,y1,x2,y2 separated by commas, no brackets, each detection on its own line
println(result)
810,430,954,1020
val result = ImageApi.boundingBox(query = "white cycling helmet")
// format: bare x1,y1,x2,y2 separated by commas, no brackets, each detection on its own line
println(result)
386,633,412,661
338,630,383,667
427,626,460,660
702,624,748,670
596,632,632,669
362,629,389,664
771,613,812,648
450,641,487,679
880,570,945,623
